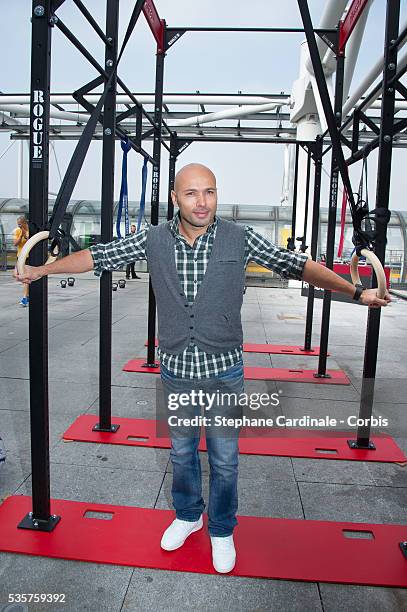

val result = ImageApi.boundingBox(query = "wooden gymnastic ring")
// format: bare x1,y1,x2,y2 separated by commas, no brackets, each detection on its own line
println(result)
350,248,387,299
17,230,58,276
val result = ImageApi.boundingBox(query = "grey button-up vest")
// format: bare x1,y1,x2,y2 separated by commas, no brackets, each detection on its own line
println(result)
145,217,246,355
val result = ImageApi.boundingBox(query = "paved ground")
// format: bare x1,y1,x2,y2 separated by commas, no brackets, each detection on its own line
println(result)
0,269,406,612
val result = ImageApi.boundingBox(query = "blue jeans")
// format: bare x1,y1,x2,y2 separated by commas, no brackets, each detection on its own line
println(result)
160,360,244,537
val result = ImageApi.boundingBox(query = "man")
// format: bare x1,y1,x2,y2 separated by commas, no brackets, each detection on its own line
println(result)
125,224,140,279
13,216,30,306
14,163,391,573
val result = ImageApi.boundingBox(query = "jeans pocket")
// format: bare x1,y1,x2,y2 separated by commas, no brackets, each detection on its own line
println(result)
160,363,175,378
217,361,244,380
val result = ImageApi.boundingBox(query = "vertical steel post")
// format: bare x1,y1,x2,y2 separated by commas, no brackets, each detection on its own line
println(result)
145,36,166,367
18,0,60,532
350,0,400,448
94,0,120,433
315,38,345,378
303,139,322,351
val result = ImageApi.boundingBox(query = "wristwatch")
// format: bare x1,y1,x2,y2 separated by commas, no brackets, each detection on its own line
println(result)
352,285,364,301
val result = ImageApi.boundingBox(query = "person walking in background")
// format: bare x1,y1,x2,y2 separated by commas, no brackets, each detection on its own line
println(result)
125,224,140,279
13,216,29,306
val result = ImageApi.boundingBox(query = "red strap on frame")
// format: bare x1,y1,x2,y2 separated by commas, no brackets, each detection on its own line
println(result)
143,0,165,52
339,0,370,54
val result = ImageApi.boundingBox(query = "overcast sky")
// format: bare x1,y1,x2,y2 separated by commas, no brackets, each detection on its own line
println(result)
2,0,407,210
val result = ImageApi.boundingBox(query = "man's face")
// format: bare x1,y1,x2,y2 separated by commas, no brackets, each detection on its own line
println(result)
171,166,217,229
130,225,136,233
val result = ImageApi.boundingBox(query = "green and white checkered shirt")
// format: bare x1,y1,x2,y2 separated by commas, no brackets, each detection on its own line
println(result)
89,213,308,378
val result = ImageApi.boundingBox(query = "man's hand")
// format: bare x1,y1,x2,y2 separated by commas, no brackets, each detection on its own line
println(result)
302,260,392,308
13,265,44,284
12,249,95,282
360,288,391,308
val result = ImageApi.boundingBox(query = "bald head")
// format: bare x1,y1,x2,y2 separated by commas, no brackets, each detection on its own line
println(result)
171,163,218,232
174,163,216,193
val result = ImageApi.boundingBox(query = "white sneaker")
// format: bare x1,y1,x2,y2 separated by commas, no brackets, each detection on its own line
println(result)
160,516,203,551
210,535,236,573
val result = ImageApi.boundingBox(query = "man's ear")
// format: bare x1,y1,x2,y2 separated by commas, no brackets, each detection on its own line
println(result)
171,190,178,207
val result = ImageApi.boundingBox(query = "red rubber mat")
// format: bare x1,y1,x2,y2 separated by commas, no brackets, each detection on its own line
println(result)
123,359,349,385
144,339,326,355
123,358,160,373
63,415,407,463
244,366,349,384
1,495,406,586
243,343,327,355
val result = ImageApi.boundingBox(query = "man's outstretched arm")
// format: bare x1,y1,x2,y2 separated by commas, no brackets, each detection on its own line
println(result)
13,227,149,285
14,249,94,284
245,226,391,308
302,258,391,308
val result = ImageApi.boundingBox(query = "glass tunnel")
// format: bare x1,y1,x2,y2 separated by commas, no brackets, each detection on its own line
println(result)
1,197,406,286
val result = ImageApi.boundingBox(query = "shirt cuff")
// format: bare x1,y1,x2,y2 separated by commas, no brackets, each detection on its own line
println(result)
284,252,309,281
88,244,103,278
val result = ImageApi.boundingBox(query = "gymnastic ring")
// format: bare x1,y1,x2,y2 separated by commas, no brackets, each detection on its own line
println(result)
350,248,387,299
17,230,58,276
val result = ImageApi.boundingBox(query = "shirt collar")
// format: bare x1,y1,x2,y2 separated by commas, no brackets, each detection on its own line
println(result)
169,210,218,239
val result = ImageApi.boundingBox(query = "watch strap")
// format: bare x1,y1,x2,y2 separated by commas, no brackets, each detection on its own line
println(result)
353,285,364,301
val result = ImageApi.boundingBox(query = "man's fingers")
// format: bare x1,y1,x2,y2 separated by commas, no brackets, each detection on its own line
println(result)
13,271,31,284
376,291,391,306
369,298,388,308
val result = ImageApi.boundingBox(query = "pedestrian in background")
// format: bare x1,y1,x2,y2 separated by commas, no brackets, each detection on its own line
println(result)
126,224,140,279
13,216,29,306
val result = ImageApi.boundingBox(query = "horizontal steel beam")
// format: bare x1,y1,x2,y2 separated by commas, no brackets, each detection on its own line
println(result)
10,133,407,147
167,26,337,34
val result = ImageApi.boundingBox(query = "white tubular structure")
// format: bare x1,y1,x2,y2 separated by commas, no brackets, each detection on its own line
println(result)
281,143,291,204
17,231,57,276
342,0,373,102
305,0,348,73
320,0,372,97
166,101,281,127
342,22,407,117
350,249,387,299
372,100,407,111
290,1,349,257
0,97,290,127
0,103,88,123
0,94,290,107
287,142,296,207
17,140,24,199
304,0,347,132
309,73,334,133
290,41,321,251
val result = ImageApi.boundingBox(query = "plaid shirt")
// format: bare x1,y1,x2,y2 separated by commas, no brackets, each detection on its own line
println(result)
89,213,308,378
